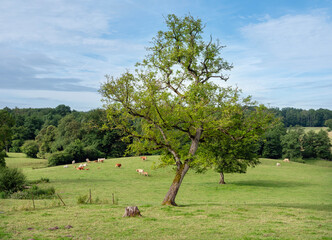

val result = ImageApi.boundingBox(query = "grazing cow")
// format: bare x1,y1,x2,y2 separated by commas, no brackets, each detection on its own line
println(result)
86,158,90,162
283,158,290,162
94,160,98,163
143,172,149,176
115,163,122,168
140,156,147,161
276,163,281,167
64,165,68,168
72,160,75,164
136,169,144,174
98,158,105,163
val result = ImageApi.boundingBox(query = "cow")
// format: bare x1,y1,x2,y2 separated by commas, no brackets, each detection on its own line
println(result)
115,163,122,168
143,172,149,176
136,169,144,174
276,163,281,167
283,158,290,162
140,156,147,161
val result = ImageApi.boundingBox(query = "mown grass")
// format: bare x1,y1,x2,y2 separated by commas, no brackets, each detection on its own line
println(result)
1,153,331,239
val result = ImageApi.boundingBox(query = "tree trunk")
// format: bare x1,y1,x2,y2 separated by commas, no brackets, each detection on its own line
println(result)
122,206,142,217
162,128,202,206
162,162,190,206
219,172,226,184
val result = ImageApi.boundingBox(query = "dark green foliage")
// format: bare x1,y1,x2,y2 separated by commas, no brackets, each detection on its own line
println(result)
0,109,15,152
302,131,318,158
302,130,331,160
325,119,332,131
261,123,286,159
0,150,6,168
64,139,85,162
48,151,73,166
83,146,104,160
21,140,39,158
52,114,82,152
35,125,57,158
281,127,304,160
277,107,332,127
10,139,24,152
315,130,332,160
0,167,26,193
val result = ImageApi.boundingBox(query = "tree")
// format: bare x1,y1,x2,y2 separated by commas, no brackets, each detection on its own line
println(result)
281,127,304,160
315,130,332,160
0,110,15,152
325,119,332,131
302,130,317,158
35,125,57,158
261,122,286,159
21,140,39,158
100,14,274,206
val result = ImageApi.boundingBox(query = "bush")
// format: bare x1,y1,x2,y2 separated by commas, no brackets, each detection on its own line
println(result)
0,150,6,168
84,146,104,160
11,185,55,199
48,151,73,166
10,139,24,153
64,139,85,162
21,140,39,158
0,167,26,194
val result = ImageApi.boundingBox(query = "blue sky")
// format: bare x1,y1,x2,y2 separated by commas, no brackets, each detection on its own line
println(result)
0,0,331,111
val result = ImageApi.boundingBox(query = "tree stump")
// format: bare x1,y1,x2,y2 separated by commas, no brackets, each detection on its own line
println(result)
122,206,142,217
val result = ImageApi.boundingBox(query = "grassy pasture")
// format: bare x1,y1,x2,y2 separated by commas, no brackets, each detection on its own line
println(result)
1,153,332,239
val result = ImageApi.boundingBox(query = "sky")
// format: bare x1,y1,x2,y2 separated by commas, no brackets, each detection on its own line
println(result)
0,0,331,111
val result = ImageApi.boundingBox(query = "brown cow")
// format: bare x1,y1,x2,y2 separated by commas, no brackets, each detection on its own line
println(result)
140,156,147,161
143,171,148,176
115,163,122,168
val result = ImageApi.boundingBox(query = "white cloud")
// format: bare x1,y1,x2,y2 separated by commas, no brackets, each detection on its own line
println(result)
224,11,332,109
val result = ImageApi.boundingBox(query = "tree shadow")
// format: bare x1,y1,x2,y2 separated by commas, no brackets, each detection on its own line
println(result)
178,202,332,212
231,180,309,188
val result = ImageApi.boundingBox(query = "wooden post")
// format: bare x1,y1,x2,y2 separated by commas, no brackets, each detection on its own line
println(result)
89,189,92,204
57,194,66,206
32,193,35,210
112,193,115,205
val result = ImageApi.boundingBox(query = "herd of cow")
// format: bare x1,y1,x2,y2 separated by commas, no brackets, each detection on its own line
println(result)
63,156,149,176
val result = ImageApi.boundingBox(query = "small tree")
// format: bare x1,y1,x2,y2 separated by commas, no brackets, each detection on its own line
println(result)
21,140,39,158
302,130,318,158
315,130,332,160
262,122,286,159
100,14,274,205
0,167,26,194
0,150,6,168
281,127,304,161
324,119,332,131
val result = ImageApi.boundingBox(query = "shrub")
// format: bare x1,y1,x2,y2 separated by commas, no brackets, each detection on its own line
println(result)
0,167,26,194
10,139,24,152
48,151,73,166
21,140,39,158
11,185,55,199
64,139,85,162
84,146,104,160
0,150,6,168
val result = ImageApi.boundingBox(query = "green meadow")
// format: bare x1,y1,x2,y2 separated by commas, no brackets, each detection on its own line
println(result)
1,153,331,240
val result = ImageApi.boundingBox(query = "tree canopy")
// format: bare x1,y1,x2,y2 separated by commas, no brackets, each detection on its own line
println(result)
100,14,275,205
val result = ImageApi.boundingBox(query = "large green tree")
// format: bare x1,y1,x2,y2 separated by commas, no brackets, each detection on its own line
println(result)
0,110,15,152
100,14,274,206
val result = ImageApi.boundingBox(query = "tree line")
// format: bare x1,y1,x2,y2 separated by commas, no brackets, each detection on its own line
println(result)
0,105,127,167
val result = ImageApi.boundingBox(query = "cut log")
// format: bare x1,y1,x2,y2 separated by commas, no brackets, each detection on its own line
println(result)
122,206,142,217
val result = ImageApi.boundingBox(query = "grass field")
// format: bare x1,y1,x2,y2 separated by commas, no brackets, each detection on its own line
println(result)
1,153,332,239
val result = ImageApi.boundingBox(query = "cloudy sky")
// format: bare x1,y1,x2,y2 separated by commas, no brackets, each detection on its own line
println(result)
0,0,331,111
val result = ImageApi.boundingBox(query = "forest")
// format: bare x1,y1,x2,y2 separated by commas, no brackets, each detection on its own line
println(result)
0,104,331,168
